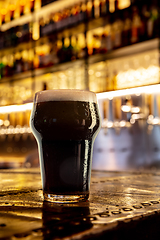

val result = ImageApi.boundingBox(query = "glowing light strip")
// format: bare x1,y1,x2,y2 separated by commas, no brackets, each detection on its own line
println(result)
0,84,160,113
0,103,33,114
96,84,160,100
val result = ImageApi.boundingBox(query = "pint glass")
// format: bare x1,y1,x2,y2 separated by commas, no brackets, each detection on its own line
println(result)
30,89,101,203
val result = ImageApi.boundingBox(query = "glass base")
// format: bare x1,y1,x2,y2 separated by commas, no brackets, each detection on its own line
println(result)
43,193,89,203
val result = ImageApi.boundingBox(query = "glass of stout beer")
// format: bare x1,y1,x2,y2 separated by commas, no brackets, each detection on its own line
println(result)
30,89,101,203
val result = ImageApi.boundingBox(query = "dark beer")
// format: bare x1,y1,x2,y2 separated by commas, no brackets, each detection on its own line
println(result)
30,90,101,202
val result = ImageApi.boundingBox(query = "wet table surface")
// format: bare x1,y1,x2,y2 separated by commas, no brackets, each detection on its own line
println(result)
1,169,160,239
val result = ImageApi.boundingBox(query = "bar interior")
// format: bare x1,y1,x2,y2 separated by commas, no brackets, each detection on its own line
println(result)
0,0,160,239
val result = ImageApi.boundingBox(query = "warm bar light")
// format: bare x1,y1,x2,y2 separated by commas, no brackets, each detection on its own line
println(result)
97,84,160,100
0,102,33,113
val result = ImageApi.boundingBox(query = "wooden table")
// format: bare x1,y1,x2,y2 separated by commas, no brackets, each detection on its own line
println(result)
1,168,160,239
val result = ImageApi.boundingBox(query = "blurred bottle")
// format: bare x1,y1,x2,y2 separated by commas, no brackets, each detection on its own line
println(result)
13,51,23,74
66,36,73,61
78,2,87,22
86,0,93,19
30,0,35,12
49,37,59,65
77,33,86,59
93,0,100,18
100,0,108,16
140,3,149,41
87,31,93,55
112,11,123,49
14,1,20,19
104,16,113,52
57,37,68,63
9,3,16,21
130,6,141,44
122,8,131,46
24,0,31,15
70,4,80,25
1,8,7,24
40,14,53,37
1,55,7,78
147,1,159,39
20,0,25,16
39,17,45,37
114,0,119,11
99,32,107,53
22,49,30,72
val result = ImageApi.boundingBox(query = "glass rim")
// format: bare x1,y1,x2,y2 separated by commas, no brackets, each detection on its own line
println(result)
34,89,97,103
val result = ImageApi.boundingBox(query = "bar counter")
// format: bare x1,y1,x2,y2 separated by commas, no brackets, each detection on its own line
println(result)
1,168,160,239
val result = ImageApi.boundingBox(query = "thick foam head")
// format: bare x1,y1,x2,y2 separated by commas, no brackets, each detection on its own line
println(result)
35,89,97,103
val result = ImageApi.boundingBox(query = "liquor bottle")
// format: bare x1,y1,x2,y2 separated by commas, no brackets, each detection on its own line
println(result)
57,37,68,63
86,0,93,19
20,0,25,16
77,33,86,59
49,38,59,65
67,35,74,61
147,1,159,39
14,51,23,74
14,2,20,19
1,8,7,24
87,31,93,55
114,0,119,11
91,0,94,18
60,8,70,29
140,3,149,41
78,2,87,22
30,0,35,12
9,4,16,21
100,0,110,16
1,55,7,78
72,35,80,60
92,33,100,54
55,11,63,30
39,17,45,37
94,0,100,18
100,33,107,53
41,14,53,36
122,8,132,46
104,16,113,52
112,70,117,90
11,26,19,46
33,52,39,69
22,50,30,72
112,11,123,49
73,4,81,24
24,0,30,15
130,6,141,44
70,35,77,60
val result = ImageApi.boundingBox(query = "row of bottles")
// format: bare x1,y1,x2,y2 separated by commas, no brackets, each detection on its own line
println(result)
0,0,41,25
0,16,159,80
0,23,32,49
40,1,159,47
0,0,128,49
0,0,159,54
0,33,85,78
39,0,131,38
0,0,129,26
